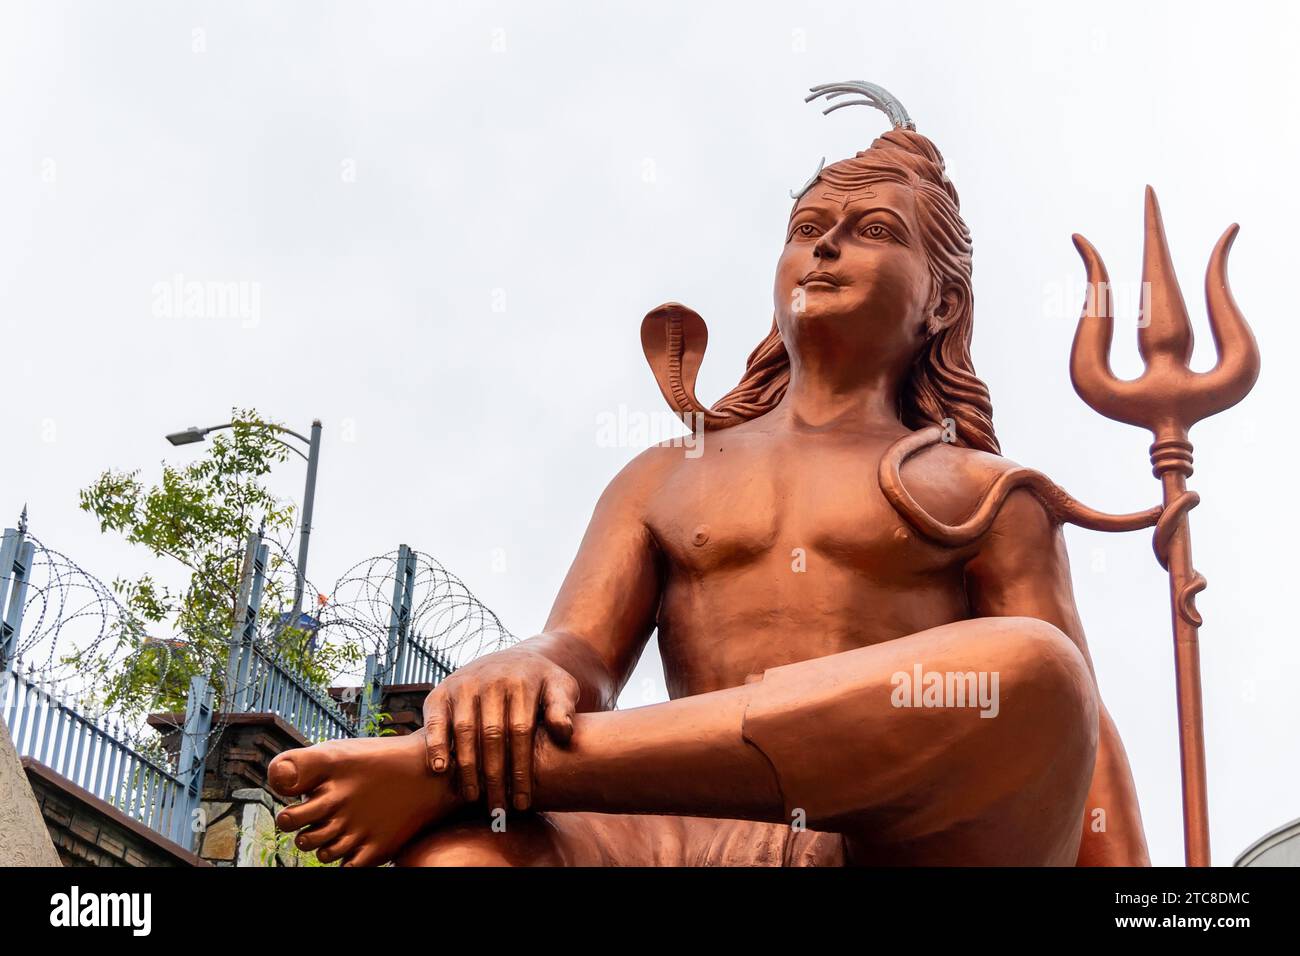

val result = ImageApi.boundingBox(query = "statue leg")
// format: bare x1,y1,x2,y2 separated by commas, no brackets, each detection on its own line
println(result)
750,615,1099,864
393,814,566,866
273,615,1094,865
395,809,846,866
525,615,1097,865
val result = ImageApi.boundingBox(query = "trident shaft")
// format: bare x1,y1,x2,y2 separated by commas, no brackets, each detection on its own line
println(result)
1070,187,1261,866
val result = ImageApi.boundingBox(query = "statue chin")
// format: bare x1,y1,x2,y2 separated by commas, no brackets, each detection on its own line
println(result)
782,302,908,350
783,297,859,327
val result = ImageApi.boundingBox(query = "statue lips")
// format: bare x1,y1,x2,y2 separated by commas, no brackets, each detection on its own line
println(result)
799,270,841,289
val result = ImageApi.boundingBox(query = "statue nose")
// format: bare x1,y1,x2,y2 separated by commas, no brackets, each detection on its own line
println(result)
813,234,839,260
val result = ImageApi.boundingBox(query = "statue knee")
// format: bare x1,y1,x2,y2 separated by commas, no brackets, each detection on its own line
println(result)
1000,617,1091,696
995,617,1098,759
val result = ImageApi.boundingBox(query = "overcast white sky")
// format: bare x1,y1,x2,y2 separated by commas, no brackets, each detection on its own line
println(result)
1,0,1296,866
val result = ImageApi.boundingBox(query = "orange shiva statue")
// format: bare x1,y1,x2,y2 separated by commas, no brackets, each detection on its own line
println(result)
268,81,1256,866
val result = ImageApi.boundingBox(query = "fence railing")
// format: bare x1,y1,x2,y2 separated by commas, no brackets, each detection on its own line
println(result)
230,638,358,742
1,664,209,849
381,545,455,687
354,543,458,731
0,510,519,861
389,629,455,686
225,532,358,741
3,512,498,845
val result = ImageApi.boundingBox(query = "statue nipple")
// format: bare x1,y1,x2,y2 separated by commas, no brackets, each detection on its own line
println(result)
692,525,711,547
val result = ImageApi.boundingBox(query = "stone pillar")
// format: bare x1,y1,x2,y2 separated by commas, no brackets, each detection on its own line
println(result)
150,711,308,867
0,719,61,866
376,683,433,735
196,787,293,867
331,681,430,735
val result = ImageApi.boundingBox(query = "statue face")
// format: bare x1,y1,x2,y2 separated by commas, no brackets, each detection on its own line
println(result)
774,180,936,377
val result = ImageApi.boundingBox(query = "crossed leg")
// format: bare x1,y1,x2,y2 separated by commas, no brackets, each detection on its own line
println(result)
271,615,1098,866
395,808,845,867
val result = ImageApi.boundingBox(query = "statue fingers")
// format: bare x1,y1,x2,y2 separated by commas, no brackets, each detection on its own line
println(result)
451,689,481,803
478,688,509,813
508,688,537,811
424,690,452,773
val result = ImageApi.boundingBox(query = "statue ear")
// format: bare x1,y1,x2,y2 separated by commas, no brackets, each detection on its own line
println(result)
926,283,965,336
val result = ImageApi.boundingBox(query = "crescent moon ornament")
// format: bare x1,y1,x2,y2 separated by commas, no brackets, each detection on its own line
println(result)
790,79,915,199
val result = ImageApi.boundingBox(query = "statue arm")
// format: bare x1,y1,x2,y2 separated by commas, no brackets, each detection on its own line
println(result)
531,452,666,710
964,488,1151,866
421,451,664,809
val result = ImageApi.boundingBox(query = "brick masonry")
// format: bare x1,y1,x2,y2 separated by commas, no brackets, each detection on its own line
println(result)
22,758,207,868
371,684,431,735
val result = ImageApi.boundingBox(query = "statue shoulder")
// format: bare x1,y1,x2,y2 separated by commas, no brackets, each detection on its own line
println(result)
881,426,1161,548
892,439,1037,527
945,446,1049,521
597,442,690,511
882,432,1064,549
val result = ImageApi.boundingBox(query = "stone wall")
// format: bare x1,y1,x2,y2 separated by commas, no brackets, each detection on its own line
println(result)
22,757,205,867
197,786,295,867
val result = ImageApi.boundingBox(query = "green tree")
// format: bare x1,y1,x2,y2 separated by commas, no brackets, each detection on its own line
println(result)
70,408,354,715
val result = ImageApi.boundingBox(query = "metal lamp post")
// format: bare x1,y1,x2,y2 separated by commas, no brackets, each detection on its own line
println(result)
166,418,322,618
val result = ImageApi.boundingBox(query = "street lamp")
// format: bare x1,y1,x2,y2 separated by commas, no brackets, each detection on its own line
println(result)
165,418,322,618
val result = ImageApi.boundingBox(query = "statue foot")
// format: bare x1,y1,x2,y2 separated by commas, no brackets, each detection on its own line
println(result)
269,730,462,867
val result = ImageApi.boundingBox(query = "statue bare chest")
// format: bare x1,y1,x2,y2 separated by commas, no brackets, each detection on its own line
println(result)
645,437,953,578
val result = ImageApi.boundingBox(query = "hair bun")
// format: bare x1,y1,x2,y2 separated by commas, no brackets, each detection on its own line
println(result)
862,128,960,209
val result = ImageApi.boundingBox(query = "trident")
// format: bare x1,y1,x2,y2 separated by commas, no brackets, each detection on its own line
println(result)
1070,187,1261,866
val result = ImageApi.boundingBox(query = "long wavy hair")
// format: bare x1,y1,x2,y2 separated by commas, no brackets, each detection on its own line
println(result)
707,128,1000,455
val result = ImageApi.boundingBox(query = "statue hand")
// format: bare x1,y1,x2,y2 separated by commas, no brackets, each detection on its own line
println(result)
421,646,580,813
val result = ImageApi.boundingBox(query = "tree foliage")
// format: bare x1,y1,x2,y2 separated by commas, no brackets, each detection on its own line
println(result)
70,408,355,715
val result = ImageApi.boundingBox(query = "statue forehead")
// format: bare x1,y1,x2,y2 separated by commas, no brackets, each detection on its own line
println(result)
791,179,918,219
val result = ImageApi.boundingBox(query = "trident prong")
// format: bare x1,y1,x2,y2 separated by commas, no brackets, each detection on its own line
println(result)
1072,186,1261,436
1069,187,1261,868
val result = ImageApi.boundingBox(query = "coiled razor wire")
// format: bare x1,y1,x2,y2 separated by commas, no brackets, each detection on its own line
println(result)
318,547,517,682
2,531,224,755
6,527,517,755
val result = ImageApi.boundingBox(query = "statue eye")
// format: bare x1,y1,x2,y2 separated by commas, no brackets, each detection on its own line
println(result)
794,222,823,239
862,223,891,240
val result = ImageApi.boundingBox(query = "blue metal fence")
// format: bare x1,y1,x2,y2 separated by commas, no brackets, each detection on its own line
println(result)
1,515,212,853
228,638,358,742
389,629,456,686
0,515,35,672
2,514,483,855
225,532,359,741
355,544,457,734
382,544,455,687
1,664,209,848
